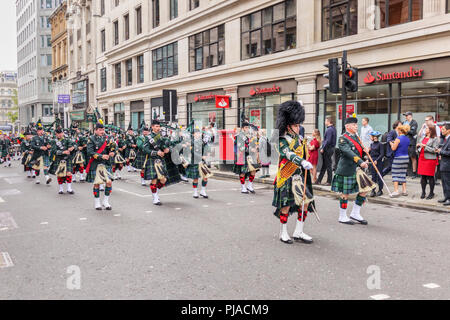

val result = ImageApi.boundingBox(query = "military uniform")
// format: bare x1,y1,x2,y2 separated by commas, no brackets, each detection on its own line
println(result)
124,132,137,171
331,117,370,225
20,135,34,177
49,133,75,194
185,133,212,199
232,126,258,193
72,131,88,182
30,130,52,184
0,136,12,167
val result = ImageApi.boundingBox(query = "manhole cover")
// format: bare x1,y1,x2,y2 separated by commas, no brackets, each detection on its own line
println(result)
0,212,18,230
0,252,14,268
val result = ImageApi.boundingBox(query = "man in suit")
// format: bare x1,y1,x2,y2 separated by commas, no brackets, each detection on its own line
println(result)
382,120,401,176
403,111,419,178
317,116,337,186
437,123,450,206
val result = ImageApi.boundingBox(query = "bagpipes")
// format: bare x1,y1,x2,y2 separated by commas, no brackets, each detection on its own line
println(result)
73,151,85,165
199,160,213,179
55,160,67,177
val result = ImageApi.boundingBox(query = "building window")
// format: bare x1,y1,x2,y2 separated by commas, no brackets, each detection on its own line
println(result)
136,6,142,35
100,67,107,92
137,55,144,83
42,104,53,117
113,20,119,46
152,0,160,28
375,0,423,29
189,0,199,10
124,14,129,40
189,25,225,72
241,0,296,60
100,0,105,16
101,29,106,52
447,0,450,13
322,0,358,41
115,63,121,88
170,0,178,20
115,0,119,7
126,59,132,86
152,42,178,80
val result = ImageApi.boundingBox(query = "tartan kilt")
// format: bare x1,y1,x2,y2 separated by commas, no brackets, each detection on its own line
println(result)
85,162,112,183
331,173,359,194
49,157,73,175
143,157,168,181
232,164,249,175
1,149,10,157
133,151,146,170
186,164,200,179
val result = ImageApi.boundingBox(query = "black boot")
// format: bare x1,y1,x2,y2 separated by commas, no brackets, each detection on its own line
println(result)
370,189,376,197
376,189,383,197
420,192,426,199
426,193,435,200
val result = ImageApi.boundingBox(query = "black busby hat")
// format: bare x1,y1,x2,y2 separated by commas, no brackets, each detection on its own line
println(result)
151,119,160,126
95,121,104,129
345,115,358,125
242,121,250,128
55,126,63,134
275,100,305,134
127,122,133,131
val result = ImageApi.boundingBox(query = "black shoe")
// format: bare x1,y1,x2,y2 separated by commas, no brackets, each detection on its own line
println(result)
280,238,293,244
426,193,435,200
58,191,64,194
67,190,74,194
339,220,355,225
444,199,450,206
420,192,426,199
370,190,376,197
376,190,383,197
96,207,102,210
105,206,112,210
438,198,448,203
46,178,52,184
350,217,368,225
200,194,209,199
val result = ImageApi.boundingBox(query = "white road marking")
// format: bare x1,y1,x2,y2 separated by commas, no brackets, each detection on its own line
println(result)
0,212,18,230
0,252,14,268
370,294,390,300
202,205,209,208
0,197,5,203
79,217,87,221
0,189,21,197
145,210,152,213
113,214,121,217
175,208,181,210
40,222,49,225
0,227,9,231
423,283,440,289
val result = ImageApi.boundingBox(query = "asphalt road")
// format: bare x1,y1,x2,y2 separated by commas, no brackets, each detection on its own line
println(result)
0,161,449,300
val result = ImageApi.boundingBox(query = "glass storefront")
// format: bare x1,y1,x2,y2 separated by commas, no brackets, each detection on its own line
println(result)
239,93,296,133
114,103,125,130
317,78,450,134
188,100,225,129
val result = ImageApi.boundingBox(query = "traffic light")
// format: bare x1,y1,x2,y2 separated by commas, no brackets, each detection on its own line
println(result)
344,67,358,92
323,58,340,93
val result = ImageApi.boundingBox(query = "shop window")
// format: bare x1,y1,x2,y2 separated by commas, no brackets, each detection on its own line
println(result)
152,42,178,80
189,25,225,72
322,0,358,41
375,0,423,29
241,0,296,60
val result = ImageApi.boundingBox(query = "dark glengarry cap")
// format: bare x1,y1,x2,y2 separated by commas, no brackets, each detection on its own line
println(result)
345,117,358,125
241,121,250,128
95,122,104,129
151,119,160,126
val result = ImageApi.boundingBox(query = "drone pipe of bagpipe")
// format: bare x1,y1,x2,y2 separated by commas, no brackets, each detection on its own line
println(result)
301,169,308,223
356,133,393,197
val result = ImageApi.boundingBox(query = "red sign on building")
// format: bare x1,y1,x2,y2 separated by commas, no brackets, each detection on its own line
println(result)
338,104,355,119
194,94,216,102
249,85,281,96
363,67,424,84
215,95,230,108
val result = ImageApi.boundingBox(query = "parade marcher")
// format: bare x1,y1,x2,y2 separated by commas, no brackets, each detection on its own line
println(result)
185,127,212,199
30,121,52,185
49,127,76,194
86,120,115,210
233,122,257,194
124,123,138,172
272,101,315,244
331,116,371,225
112,130,126,180
368,131,384,197
142,120,170,205
72,124,88,183
20,128,35,178
1,132,12,167
135,122,151,186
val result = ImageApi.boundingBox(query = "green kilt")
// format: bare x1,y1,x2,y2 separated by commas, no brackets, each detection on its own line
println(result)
143,157,168,181
133,151,146,170
49,157,73,175
232,164,249,175
85,161,112,183
186,164,200,179
331,173,359,194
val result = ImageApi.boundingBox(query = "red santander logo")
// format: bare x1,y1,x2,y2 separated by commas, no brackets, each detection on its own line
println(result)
364,67,424,84
364,71,376,84
249,85,280,96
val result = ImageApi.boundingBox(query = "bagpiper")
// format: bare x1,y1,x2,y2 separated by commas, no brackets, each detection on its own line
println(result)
124,122,138,172
111,129,126,180
134,121,151,186
71,124,88,183
86,120,116,210
272,100,314,244
0,132,12,167
20,128,35,178
185,127,212,199
232,122,257,194
49,127,76,194
30,120,52,185
331,116,371,225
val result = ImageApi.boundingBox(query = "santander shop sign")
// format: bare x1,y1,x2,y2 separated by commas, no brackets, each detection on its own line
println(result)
363,67,424,84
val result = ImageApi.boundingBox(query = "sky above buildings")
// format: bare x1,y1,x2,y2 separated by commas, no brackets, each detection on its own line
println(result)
0,1,17,71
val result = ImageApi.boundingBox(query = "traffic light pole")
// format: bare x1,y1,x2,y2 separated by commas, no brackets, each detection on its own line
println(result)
341,50,347,134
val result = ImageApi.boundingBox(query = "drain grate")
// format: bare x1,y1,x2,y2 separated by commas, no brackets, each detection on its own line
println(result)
0,252,14,268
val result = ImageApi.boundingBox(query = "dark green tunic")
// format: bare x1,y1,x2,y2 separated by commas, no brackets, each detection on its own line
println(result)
49,137,75,175
85,134,115,183
185,138,211,179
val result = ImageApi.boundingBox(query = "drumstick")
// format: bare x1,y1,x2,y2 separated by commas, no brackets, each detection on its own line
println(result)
356,134,393,197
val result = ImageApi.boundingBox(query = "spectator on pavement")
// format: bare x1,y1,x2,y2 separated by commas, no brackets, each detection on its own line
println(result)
360,117,373,148
308,129,321,184
417,125,439,200
382,120,401,177
403,112,419,178
437,123,450,206
390,124,410,197
418,115,441,139
369,131,384,197
316,116,336,186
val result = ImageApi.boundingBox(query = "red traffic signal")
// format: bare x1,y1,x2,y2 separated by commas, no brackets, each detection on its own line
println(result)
344,67,358,92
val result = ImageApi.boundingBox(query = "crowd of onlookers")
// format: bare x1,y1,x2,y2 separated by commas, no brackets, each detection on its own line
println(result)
305,112,450,206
